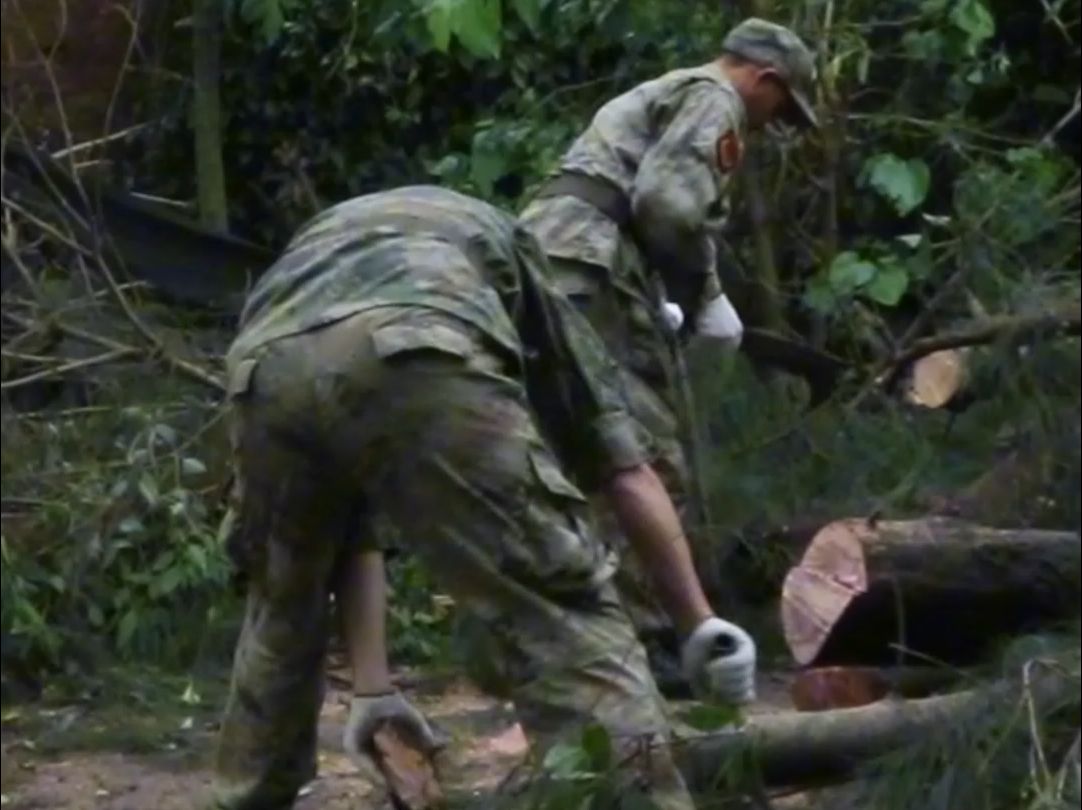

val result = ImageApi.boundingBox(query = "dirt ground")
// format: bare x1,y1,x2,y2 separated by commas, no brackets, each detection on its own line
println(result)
1,669,820,809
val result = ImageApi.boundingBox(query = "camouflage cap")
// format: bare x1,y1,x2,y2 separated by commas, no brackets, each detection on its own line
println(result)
722,18,818,129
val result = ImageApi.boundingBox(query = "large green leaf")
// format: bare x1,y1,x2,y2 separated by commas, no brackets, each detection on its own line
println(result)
511,0,541,34
863,154,931,216
542,741,592,778
949,0,995,55
453,0,503,59
580,723,612,770
425,0,455,52
863,262,910,306
828,251,877,293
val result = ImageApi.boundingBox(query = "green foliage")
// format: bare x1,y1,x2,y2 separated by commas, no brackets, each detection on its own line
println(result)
519,723,660,809
229,0,302,43
386,555,453,666
854,632,1080,810
862,154,931,216
1,395,237,682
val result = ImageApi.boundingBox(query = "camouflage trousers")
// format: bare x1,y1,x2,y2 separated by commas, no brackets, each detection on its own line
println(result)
211,306,694,810
547,258,693,641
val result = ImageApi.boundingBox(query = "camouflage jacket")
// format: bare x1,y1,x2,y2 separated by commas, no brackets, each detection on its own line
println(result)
520,63,746,315
227,185,646,489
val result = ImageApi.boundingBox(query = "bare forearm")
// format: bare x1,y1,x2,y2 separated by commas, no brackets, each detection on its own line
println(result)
335,550,392,694
603,464,714,636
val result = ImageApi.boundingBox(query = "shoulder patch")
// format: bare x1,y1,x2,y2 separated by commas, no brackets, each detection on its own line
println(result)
716,130,744,173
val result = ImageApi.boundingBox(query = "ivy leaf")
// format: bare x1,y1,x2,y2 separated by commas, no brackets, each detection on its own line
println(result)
863,154,931,216
949,0,995,55
580,723,612,771
454,0,502,59
425,0,455,52
677,703,742,731
469,130,508,195
542,742,592,778
511,0,541,34
828,251,877,293
803,276,838,315
863,263,910,306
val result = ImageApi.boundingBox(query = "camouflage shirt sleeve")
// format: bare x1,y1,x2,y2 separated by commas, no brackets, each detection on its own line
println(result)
510,227,648,490
630,80,742,309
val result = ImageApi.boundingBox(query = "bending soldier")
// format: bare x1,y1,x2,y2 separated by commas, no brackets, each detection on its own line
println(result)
520,19,818,672
212,186,756,810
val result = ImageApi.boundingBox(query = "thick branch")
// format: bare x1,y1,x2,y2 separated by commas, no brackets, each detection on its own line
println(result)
888,304,1080,373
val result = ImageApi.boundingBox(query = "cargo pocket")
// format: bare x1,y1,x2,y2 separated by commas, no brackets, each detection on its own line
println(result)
371,320,477,362
520,445,616,600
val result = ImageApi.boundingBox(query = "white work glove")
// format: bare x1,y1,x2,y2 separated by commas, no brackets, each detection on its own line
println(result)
661,301,684,333
680,617,757,704
695,294,743,350
342,691,443,760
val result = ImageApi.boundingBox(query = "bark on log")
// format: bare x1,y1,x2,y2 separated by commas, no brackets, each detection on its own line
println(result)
780,518,1081,667
789,665,963,711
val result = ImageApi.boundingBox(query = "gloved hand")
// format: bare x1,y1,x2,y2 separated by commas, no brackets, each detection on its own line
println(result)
695,294,743,349
342,691,443,759
661,301,684,333
680,617,757,704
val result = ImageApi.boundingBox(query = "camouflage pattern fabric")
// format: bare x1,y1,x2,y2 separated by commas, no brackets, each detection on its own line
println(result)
211,187,694,810
519,61,745,328
517,57,748,640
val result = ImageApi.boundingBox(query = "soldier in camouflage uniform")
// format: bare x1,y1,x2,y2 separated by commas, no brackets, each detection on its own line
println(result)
211,185,758,809
519,18,819,662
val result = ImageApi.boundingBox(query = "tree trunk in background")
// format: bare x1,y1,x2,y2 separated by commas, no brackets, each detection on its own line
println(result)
735,0,786,334
781,518,1081,667
192,0,228,232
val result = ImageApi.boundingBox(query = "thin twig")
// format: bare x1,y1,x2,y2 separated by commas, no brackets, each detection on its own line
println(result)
1,349,135,390
4,310,224,392
1040,86,1082,148
50,124,149,160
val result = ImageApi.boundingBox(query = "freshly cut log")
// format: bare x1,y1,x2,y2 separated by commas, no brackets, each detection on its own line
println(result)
789,666,963,711
371,720,445,810
780,518,1081,667
903,348,969,408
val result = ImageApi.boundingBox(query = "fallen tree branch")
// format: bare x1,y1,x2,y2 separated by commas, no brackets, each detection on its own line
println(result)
4,310,224,393
886,304,1080,373
444,669,1072,806
675,667,1070,791
850,303,1081,408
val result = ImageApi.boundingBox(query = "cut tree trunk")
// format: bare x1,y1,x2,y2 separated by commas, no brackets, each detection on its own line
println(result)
902,348,970,409
780,517,1081,667
789,665,963,712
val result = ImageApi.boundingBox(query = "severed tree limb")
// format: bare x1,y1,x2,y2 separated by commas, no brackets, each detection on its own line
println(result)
674,668,1069,791
886,303,1080,373
445,670,1071,805
850,303,1081,408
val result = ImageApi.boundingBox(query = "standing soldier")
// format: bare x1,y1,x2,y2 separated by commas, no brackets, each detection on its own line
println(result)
211,185,757,810
519,18,818,677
